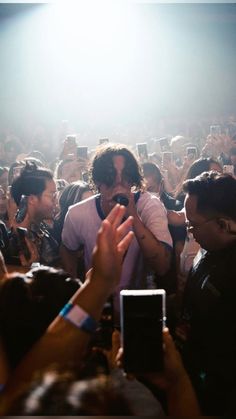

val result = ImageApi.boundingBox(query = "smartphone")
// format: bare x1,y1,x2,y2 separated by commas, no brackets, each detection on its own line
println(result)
223,165,234,175
56,179,67,192
15,195,28,223
82,171,89,183
12,165,24,180
136,143,148,161
91,297,114,350
77,146,88,160
162,151,173,166
210,125,221,136
66,134,77,144
186,146,197,161
16,227,31,261
159,137,170,152
120,289,166,374
99,138,109,145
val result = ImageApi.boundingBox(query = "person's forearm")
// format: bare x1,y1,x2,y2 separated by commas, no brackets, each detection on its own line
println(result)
60,244,78,278
167,209,185,226
0,273,114,414
133,214,171,276
166,374,201,416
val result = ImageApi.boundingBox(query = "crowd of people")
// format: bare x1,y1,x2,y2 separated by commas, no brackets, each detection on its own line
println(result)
0,123,236,415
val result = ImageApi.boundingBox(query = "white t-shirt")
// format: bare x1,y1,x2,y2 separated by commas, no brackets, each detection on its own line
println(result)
62,191,172,317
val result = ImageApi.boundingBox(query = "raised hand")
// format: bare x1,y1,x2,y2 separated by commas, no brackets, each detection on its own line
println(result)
92,204,134,286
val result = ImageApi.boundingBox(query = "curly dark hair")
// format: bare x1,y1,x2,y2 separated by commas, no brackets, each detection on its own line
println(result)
10,371,133,415
89,143,144,192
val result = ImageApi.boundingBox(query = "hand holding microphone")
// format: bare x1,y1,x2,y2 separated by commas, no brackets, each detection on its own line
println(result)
112,193,129,207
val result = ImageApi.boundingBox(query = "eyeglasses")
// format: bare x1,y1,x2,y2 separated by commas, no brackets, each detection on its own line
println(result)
44,191,58,201
186,216,236,236
185,217,216,233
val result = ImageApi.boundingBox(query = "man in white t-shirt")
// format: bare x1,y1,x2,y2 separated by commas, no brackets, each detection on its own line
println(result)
61,143,172,316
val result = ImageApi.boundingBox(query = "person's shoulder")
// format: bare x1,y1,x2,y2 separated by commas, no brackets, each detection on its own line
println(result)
138,191,165,210
138,190,159,202
67,194,98,216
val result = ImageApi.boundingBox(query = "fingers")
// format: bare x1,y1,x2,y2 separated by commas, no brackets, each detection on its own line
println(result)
112,329,121,355
115,347,124,368
98,209,133,249
116,216,133,243
117,231,134,257
163,327,175,353
106,204,126,228
163,327,183,365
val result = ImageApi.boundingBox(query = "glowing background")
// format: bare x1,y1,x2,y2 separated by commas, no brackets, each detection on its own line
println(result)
0,2,236,146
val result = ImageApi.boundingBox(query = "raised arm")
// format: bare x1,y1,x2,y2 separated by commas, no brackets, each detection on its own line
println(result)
126,192,172,276
0,204,134,414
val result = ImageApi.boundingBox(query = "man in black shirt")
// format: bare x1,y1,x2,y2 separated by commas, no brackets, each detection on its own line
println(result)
177,171,236,415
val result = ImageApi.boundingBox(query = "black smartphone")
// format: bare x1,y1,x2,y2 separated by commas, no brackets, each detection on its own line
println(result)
77,146,88,160
186,146,197,161
159,137,170,152
120,289,166,374
162,151,173,166
82,171,89,183
15,195,28,223
99,138,109,145
66,134,77,144
16,227,31,261
136,143,148,161
12,165,24,180
91,296,114,350
210,125,221,136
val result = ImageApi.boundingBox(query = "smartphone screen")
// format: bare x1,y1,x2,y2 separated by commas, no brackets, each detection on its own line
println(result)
120,289,166,374
66,135,77,144
136,143,148,161
91,297,114,350
162,151,173,166
15,195,28,224
77,146,88,160
99,138,109,145
210,125,221,136
159,137,170,152
12,165,24,181
16,227,31,260
186,146,197,161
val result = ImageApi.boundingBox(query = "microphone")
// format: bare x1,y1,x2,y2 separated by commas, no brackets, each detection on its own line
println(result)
112,193,129,207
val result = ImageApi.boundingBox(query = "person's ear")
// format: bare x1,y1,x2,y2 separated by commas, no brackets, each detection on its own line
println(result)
27,195,37,207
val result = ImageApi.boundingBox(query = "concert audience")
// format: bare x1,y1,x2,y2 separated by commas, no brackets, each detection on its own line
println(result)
0,117,235,415
0,205,200,416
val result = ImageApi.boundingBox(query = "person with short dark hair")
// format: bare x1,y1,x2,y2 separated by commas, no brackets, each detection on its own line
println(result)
176,171,236,415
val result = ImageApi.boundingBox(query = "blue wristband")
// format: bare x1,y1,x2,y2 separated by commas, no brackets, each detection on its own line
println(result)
59,302,97,334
